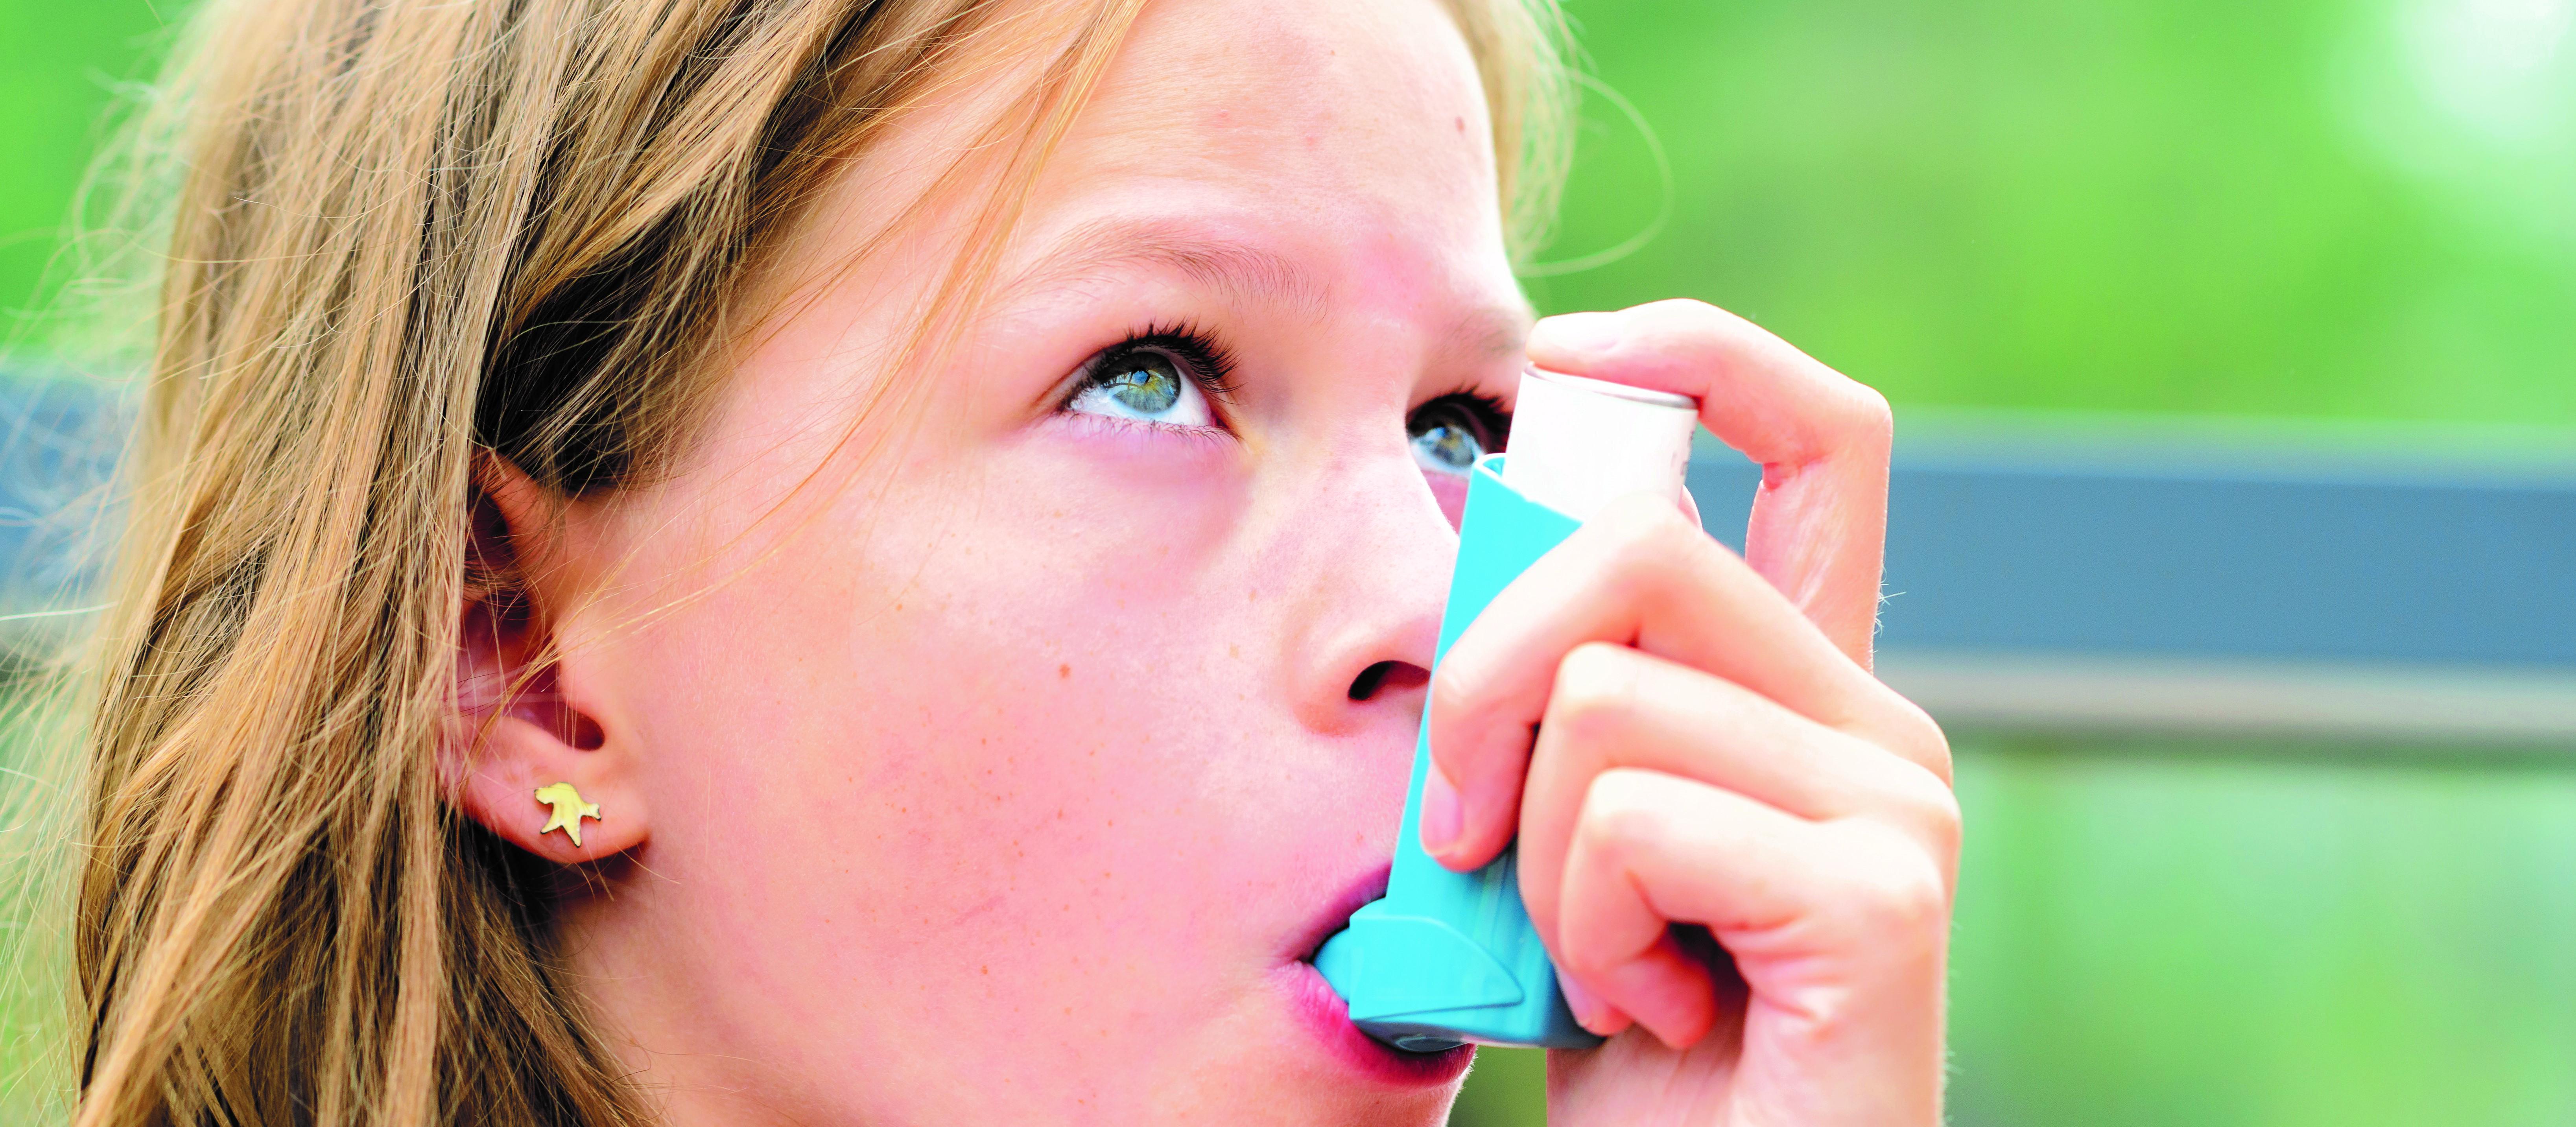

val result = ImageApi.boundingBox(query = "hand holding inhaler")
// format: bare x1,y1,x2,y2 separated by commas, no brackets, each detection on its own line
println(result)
1330,301,1959,1127
1315,368,1699,1052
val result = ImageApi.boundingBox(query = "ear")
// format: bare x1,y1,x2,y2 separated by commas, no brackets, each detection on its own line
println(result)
442,454,648,863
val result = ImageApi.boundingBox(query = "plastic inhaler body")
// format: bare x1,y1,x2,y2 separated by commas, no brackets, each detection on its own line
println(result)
1313,369,1698,1052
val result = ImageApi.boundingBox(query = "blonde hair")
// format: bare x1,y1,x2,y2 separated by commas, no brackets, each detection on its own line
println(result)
59,0,1572,1124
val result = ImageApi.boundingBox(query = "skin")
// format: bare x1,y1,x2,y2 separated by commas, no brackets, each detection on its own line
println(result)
444,0,1957,1124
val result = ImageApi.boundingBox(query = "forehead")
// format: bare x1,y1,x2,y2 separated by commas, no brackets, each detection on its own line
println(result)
1024,0,1513,297
734,0,1522,361
1063,0,1497,205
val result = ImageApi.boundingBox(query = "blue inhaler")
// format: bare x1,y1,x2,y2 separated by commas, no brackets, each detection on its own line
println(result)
1314,367,1700,1053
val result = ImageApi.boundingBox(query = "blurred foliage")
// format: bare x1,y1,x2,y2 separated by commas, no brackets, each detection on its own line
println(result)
0,2,170,341
3,1,2574,1126
1527,0,2576,426
1945,740,2576,1127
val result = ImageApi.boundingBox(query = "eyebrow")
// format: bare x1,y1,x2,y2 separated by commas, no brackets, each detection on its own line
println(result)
1011,218,1332,320
1003,217,1534,369
1441,302,1532,371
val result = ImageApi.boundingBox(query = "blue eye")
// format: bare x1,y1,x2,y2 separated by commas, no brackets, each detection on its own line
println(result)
1409,397,1504,476
1065,339,1223,428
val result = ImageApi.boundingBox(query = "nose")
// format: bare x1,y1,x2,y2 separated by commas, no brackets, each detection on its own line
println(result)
1273,446,1456,736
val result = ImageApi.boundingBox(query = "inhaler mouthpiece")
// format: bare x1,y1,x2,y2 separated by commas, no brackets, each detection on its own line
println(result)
1503,368,1700,521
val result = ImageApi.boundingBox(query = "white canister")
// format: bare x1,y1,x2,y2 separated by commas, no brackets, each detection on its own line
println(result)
1502,367,1700,521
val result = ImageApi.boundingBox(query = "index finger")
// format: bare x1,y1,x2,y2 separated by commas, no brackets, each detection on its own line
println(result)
1527,299,1891,666
1422,498,1945,873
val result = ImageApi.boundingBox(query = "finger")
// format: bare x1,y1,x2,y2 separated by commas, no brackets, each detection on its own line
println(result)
1514,643,1958,963
1552,768,1951,1056
1528,299,1891,664
1552,965,1636,1039
1423,498,1945,871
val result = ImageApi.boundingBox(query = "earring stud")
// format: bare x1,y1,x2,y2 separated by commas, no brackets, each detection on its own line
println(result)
533,782,602,847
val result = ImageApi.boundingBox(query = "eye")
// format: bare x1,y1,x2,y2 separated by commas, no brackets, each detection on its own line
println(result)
1408,393,1509,476
1063,330,1235,429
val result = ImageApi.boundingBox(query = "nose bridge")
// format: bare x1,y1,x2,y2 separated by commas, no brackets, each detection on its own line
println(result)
1261,435,1456,732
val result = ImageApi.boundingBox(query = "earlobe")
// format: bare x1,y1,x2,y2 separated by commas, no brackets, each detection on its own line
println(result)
441,454,648,862
532,782,604,847
446,711,648,862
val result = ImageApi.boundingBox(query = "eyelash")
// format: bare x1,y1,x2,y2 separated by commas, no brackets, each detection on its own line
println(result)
1416,390,1513,451
1064,322,1241,411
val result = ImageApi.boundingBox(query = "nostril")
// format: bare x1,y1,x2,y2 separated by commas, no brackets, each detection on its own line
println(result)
1348,660,1431,702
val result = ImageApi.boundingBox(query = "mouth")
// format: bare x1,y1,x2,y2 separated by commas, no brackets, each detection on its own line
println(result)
1278,864,1477,1086
1286,864,1391,965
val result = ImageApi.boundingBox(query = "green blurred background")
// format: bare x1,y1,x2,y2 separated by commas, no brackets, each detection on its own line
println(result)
4,0,2573,1123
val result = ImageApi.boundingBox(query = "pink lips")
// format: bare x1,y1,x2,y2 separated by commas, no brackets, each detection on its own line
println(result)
1281,864,1476,1086
1280,961,1475,1085
1286,864,1392,963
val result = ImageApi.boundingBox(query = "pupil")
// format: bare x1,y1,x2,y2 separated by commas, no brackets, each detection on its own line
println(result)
1421,425,1478,467
1411,412,1484,472
1106,353,1182,415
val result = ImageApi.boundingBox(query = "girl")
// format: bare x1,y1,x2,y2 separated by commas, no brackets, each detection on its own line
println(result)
72,0,1957,1123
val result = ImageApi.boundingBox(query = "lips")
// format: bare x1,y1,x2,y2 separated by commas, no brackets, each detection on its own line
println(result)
1278,960,1476,1085
1280,863,1477,1086
1286,863,1390,964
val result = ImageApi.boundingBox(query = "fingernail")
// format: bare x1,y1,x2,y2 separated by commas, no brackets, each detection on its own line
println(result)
1530,311,1623,361
1555,968,1607,1032
1418,766,1463,858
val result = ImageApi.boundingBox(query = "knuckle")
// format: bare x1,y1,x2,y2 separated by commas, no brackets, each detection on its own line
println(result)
1427,658,1480,722
1592,500,1699,579
1889,771,1964,860
1842,380,1895,438
1425,661,1495,769
1634,297,1731,332
1553,925,1619,977
1831,823,1953,939
1548,644,1640,744
1577,769,1670,853
1853,688,1953,785
1897,700,1955,783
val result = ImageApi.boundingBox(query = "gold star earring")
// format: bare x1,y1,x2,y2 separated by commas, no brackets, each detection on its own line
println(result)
533,782,602,847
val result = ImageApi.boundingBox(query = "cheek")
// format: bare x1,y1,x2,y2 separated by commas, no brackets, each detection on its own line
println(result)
608,440,1343,1022
842,480,1269,933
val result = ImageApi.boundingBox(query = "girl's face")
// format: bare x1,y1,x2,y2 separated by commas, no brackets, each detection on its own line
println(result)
537,0,1525,1121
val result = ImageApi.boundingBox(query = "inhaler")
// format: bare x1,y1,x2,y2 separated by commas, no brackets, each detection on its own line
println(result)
1314,367,1700,1052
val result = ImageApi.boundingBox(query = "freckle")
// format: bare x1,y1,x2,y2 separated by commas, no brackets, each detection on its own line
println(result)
1228,644,1239,658
1059,663,1071,679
